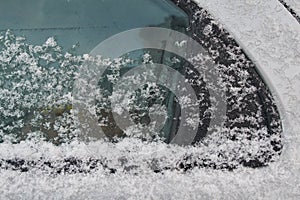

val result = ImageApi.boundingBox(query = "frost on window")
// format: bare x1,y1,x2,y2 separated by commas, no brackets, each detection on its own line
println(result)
0,31,78,144
0,26,282,171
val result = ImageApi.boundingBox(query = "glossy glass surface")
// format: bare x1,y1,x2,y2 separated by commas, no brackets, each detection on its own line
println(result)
0,0,188,54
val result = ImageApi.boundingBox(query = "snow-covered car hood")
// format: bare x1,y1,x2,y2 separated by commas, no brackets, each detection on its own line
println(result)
0,0,299,199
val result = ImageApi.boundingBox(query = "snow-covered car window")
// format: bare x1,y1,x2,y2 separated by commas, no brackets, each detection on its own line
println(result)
0,0,190,143
0,0,283,173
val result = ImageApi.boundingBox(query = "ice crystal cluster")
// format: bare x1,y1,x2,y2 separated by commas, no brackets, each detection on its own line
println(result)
0,29,281,171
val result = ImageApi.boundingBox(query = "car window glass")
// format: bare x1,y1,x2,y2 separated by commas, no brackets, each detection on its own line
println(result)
0,0,188,54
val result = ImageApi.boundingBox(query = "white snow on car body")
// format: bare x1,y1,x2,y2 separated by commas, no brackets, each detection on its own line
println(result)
0,0,299,199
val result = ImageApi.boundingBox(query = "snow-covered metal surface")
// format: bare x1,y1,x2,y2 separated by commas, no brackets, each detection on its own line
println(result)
195,0,300,161
0,0,299,199
283,0,300,16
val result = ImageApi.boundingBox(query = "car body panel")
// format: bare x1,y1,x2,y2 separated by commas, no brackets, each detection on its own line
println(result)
0,0,299,199
195,0,300,164
284,0,300,16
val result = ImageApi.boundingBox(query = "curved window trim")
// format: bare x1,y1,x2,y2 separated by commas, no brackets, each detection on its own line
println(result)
170,0,283,168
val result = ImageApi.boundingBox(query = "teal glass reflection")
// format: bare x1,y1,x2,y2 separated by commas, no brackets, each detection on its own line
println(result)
0,0,188,54
0,0,190,143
